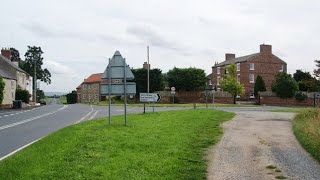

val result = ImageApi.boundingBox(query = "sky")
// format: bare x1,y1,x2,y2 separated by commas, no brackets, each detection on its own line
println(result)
1,0,320,93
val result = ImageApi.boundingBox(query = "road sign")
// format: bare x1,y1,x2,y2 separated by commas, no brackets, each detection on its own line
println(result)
171,87,175,91
316,93,320,99
140,93,161,102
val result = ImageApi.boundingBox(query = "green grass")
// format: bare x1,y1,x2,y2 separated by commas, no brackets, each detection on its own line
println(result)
0,109,235,179
293,108,320,163
59,96,67,104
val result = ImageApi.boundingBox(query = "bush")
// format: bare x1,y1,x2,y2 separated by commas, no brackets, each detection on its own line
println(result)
15,89,30,103
0,76,4,104
295,92,307,101
66,91,77,104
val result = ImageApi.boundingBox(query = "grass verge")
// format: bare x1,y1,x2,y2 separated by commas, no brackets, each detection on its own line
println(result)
293,108,320,162
0,109,234,179
59,96,67,104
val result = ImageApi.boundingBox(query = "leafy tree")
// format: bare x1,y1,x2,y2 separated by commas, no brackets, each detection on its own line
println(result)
166,67,207,91
0,76,5,104
271,72,298,98
15,89,30,103
293,70,320,92
21,46,51,91
132,68,164,95
314,60,320,78
10,48,21,62
37,88,45,102
66,91,77,104
254,75,266,97
220,64,245,104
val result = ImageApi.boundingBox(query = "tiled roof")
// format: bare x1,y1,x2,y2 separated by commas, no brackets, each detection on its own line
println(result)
0,55,27,74
0,56,17,80
215,53,259,67
83,73,102,83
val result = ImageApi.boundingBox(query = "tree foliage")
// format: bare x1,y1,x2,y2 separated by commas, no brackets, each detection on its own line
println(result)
314,60,320,78
20,46,51,88
16,88,30,103
166,67,207,91
254,75,266,97
37,88,45,102
272,72,298,98
66,91,77,104
219,64,245,104
10,48,21,62
0,76,5,104
132,68,164,96
293,70,320,92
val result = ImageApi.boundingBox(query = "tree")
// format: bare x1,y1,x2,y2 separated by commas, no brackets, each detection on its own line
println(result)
271,72,298,98
10,48,21,62
254,75,266,97
37,88,45,101
0,76,5,104
293,70,320,92
166,67,207,91
21,46,51,90
314,60,320,78
220,64,245,104
132,68,164,96
66,91,77,104
15,89,30,103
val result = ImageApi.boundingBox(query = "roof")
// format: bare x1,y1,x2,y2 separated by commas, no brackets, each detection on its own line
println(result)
215,53,259,67
0,56,17,80
76,84,82,89
0,55,27,74
83,73,102,83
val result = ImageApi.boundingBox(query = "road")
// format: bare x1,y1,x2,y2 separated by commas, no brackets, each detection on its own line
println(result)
0,99,187,160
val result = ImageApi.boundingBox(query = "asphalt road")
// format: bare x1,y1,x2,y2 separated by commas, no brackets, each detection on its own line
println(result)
0,99,187,160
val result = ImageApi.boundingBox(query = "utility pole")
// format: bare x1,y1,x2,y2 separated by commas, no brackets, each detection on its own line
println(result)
147,46,150,94
33,59,37,102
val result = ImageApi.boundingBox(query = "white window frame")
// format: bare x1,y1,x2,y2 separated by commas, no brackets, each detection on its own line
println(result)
249,89,255,98
217,76,221,85
250,63,254,70
279,65,284,72
237,63,240,71
249,74,254,83
217,67,220,74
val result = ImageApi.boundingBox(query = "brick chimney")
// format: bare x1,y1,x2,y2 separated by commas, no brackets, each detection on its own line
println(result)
1,48,11,59
260,44,272,54
225,53,235,61
143,62,150,70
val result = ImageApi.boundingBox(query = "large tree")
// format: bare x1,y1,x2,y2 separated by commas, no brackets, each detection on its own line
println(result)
314,60,320,78
132,68,164,95
220,64,245,104
272,72,298,98
293,70,320,92
166,67,207,91
10,48,21,63
0,76,5,104
21,46,51,89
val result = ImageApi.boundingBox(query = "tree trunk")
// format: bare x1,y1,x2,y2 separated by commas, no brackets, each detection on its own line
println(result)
233,95,236,104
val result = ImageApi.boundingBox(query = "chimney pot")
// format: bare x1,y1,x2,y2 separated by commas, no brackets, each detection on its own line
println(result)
260,44,272,54
225,53,235,61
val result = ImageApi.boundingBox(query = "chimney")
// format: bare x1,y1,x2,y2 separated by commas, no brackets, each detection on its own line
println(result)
260,44,272,54
225,53,235,61
143,62,150,70
1,48,11,60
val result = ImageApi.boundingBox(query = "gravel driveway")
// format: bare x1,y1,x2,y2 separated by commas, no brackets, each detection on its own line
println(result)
207,111,320,180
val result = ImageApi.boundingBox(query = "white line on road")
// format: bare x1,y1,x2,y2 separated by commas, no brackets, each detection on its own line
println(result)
0,105,68,131
0,137,43,161
89,111,99,120
75,105,94,124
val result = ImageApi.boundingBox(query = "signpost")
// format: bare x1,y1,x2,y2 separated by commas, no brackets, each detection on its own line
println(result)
101,51,136,126
171,87,175,104
140,93,161,102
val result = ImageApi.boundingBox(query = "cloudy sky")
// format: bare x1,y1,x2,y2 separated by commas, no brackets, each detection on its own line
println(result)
1,0,319,92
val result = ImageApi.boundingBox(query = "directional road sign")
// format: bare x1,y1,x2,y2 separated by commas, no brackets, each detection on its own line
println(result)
140,93,161,102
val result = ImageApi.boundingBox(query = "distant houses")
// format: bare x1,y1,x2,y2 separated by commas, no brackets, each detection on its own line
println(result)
76,73,104,103
211,44,287,99
0,48,31,108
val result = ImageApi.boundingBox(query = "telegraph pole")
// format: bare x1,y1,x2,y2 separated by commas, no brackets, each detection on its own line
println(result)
33,59,37,102
147,46,150,94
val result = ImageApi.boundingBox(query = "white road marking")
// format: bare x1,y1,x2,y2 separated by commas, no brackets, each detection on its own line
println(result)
89,111,99,120
0,105,68,131
9,114,14,116
0,137,43,161
75,105,94,124
4,115,9,117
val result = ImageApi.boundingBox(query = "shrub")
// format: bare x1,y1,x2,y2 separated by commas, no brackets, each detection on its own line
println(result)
295,92,307,101
15,89,30,103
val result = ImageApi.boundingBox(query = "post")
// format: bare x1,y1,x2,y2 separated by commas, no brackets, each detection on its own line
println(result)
314,93,316,108
173,93,175,104
33,59,37,102
205,92,208,108
124,58,127,126
108,59,111,125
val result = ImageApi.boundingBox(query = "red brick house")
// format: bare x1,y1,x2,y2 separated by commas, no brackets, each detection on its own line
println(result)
77,73,103,103
211,44,287,99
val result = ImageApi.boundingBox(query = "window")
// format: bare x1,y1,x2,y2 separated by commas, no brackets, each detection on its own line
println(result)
237,74,240,82
249,74,254,83
95,94,98,100
250,89,255,98
237,63,240,71
217,76,221,85
279,65,284,72
217,67,220,74
250,63,254,70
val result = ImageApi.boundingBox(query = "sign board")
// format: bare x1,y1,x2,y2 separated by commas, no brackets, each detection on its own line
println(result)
140,93,161,102
316,93,320,99
171,87,175,91
170,91,176,94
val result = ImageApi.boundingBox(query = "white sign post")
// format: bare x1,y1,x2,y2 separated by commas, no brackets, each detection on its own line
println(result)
171,87,176,104
140,93,161,102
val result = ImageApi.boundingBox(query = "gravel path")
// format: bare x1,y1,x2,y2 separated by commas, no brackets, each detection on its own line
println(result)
207,111,320,180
